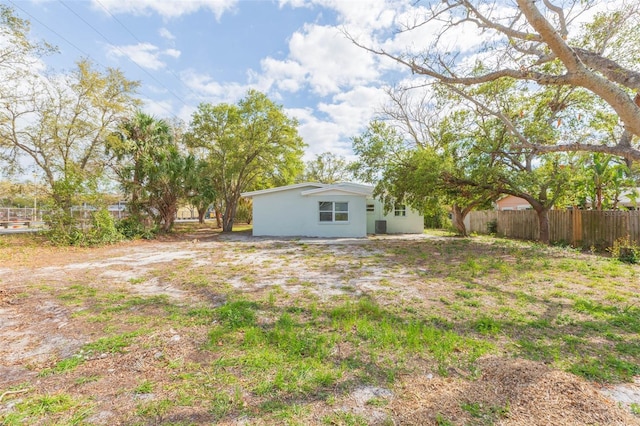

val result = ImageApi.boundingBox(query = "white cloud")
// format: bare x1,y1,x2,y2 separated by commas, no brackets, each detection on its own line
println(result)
266,23,381,97
288,86,387,160
92,0,238,20
141,98,174,118
287,107,346,160
258,57,306,93
164,48,181,59
177,104,198,124
158,27,175,40
281,0,404,31
318,86,386,133
106,43,181,70
180,69,254,104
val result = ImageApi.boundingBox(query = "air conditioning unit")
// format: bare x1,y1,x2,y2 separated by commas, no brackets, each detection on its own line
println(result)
375,220,387,234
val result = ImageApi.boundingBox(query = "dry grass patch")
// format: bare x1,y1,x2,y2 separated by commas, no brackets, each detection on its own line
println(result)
1,229,640,424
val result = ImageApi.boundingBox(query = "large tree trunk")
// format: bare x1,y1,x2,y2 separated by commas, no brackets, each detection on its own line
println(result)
451,204,468,236
197,207,206,224
214,208,222,228
222,198,238,232
596,186,603,210
535,207,550,244
158,197,178,233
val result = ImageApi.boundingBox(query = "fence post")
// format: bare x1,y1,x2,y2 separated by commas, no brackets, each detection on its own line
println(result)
572,210,582,246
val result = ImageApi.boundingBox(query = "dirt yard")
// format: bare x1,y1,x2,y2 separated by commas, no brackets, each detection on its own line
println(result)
1,227,640,425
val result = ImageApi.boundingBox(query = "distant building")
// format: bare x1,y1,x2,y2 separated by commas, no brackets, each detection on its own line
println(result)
495,195,532,211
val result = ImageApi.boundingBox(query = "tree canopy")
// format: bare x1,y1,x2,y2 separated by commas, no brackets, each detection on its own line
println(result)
349,0,640,160
299,152,352,184
0,59,139,210
187,90,305,232
108,111,196,233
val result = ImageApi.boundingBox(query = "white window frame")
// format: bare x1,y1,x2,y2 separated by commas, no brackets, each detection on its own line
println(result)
319,201,349,223
366,203,375,212
394,204,406,217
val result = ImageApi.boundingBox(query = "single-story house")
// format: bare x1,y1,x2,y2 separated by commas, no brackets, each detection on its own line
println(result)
494,195,532,211
241,182,424,238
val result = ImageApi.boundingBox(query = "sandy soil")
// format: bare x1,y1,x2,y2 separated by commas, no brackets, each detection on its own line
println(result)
1,230,639,425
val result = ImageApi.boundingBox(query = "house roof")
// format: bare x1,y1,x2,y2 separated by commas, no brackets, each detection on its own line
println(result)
241,182,325,198
300,183,373,197
241,182,373,198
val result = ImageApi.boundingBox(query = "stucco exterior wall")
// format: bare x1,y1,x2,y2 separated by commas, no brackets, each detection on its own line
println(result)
365,199,424,234
251,186,367,237
496,196,531,210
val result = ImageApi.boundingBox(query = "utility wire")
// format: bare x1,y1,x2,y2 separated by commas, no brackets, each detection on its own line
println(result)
59,0,191,110
7,0,181,121
8,0,88,58
93,0,205,103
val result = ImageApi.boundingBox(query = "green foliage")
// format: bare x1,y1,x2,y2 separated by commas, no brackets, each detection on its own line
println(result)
435,413,454,426
569,355,640,382
565,153,637,210
355,79,589,241
423,204,449,229
38,355,83,377
0,393,92,425
187,158,217,223
86,209,123,245
300,152,352,183
352,121,447,214
216,300,258,329
115,215,157,239
322,411,368,425
234,199,253,224
609,236,640,264
134,380,154,394
109,111,194,233
45,208,124,247
83,331,140,354
1,58,139,219
187,90,305,231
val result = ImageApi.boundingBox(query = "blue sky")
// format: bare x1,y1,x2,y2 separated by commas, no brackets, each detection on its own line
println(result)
8,0,414,160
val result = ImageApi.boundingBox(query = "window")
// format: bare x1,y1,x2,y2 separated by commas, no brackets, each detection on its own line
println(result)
394,204,406,217
319,201,349,222
366,204,375,212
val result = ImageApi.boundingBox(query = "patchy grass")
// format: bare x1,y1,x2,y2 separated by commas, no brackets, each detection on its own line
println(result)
1,230,640,424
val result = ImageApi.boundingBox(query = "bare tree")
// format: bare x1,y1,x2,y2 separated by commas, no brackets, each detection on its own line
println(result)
0,60,139,209
348,0,640,160
300,152,353,184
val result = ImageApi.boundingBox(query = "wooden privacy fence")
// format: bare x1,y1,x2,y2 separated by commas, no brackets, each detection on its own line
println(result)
467,210,640,248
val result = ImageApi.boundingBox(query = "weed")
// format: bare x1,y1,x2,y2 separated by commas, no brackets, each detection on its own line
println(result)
570,355,640,382
609,236,640,264
217,300,258,329
84,330,142,354
474,316,502,335
134,380,154,394
461,401,483,417
209,391,235,420
365,397,388,407
74,375,101,385
435,413,454,425
38,355,83,377
0,393,93,425
322,410,368,425
135,398,173,420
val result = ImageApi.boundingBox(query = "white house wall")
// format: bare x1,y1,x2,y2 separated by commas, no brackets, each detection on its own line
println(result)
366,199,424,234
251,186,367,237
